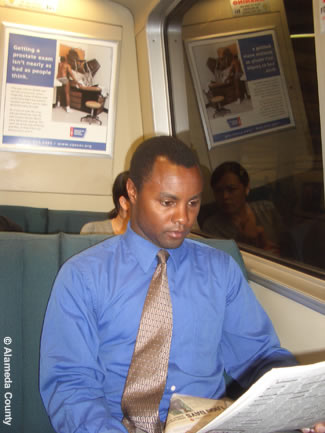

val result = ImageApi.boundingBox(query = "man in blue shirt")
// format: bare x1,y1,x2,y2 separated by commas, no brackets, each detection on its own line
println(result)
40,136,324,433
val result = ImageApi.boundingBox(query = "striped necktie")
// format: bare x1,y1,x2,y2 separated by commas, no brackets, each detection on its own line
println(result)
121,249,173,433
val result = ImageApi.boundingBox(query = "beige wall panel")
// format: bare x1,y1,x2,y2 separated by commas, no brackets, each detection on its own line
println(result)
252,281,325,364
0,1,143,211
136,27,154,139
1,189,114,211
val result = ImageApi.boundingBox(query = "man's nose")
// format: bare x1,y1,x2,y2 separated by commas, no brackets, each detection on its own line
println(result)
172,204,189,225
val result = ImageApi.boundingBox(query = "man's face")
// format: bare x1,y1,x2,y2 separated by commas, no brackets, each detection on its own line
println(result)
127,157,203,249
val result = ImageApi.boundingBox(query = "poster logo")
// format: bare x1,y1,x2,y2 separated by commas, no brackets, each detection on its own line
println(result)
227,117,242,128
70,127,86,138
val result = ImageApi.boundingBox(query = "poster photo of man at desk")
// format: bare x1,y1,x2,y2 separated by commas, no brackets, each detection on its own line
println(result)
53,41,111,126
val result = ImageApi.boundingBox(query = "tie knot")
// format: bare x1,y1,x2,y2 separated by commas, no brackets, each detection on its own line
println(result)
157,249,169,264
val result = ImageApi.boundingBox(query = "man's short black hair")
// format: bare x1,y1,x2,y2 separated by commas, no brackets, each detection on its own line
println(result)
129,136,200,190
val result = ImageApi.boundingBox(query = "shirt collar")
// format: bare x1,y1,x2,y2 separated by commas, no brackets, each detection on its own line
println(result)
123,223,184,272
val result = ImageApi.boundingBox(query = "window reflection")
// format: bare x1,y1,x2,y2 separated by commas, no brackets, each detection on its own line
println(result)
175,0,325,276
272,0,325,272
200,161,284,255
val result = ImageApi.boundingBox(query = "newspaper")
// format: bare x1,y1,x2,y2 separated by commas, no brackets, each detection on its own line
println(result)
165,394,233,433
165,361,325,433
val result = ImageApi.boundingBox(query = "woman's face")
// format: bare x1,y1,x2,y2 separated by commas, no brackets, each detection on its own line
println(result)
213,172,249,215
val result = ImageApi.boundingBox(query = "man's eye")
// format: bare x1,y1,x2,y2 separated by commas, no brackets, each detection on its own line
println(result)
189,200,200,207
161,200,174,207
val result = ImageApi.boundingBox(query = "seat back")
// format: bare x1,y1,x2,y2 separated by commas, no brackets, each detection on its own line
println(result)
0,233,59,433
47,209,108,234
0,205,48,233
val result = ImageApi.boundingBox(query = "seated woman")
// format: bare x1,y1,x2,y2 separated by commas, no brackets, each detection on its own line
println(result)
81,171,130,235
201,162,285,253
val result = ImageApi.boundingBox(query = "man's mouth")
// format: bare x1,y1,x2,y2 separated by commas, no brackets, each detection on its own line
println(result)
166,230,186,239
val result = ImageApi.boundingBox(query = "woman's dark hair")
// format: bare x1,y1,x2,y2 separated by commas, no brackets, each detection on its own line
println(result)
107,171,129,219
129,136,200,191
210,161,249,189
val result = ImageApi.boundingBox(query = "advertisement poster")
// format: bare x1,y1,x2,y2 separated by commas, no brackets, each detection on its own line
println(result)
185,29,295,149
0,23,119,157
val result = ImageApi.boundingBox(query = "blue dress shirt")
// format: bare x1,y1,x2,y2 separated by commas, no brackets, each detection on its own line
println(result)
40,225,295,433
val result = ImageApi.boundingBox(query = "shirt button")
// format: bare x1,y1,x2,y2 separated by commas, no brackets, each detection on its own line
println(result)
171,385,176,391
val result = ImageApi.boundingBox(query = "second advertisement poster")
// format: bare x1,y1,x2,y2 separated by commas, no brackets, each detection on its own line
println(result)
185,29,294,149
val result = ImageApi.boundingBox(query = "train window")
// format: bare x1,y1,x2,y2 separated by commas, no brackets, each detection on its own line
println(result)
165,0,325,278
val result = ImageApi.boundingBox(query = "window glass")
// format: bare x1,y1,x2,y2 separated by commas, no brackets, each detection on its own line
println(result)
275,0,325,274
168,0,325,277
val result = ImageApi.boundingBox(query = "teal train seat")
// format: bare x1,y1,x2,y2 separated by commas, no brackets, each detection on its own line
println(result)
0,232,247,433
0,205,108,234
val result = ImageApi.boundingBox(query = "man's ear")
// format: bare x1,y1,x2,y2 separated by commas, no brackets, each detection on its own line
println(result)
126,178,137,205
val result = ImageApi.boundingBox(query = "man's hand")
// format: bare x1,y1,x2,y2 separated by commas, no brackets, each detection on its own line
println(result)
302,422,325,433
